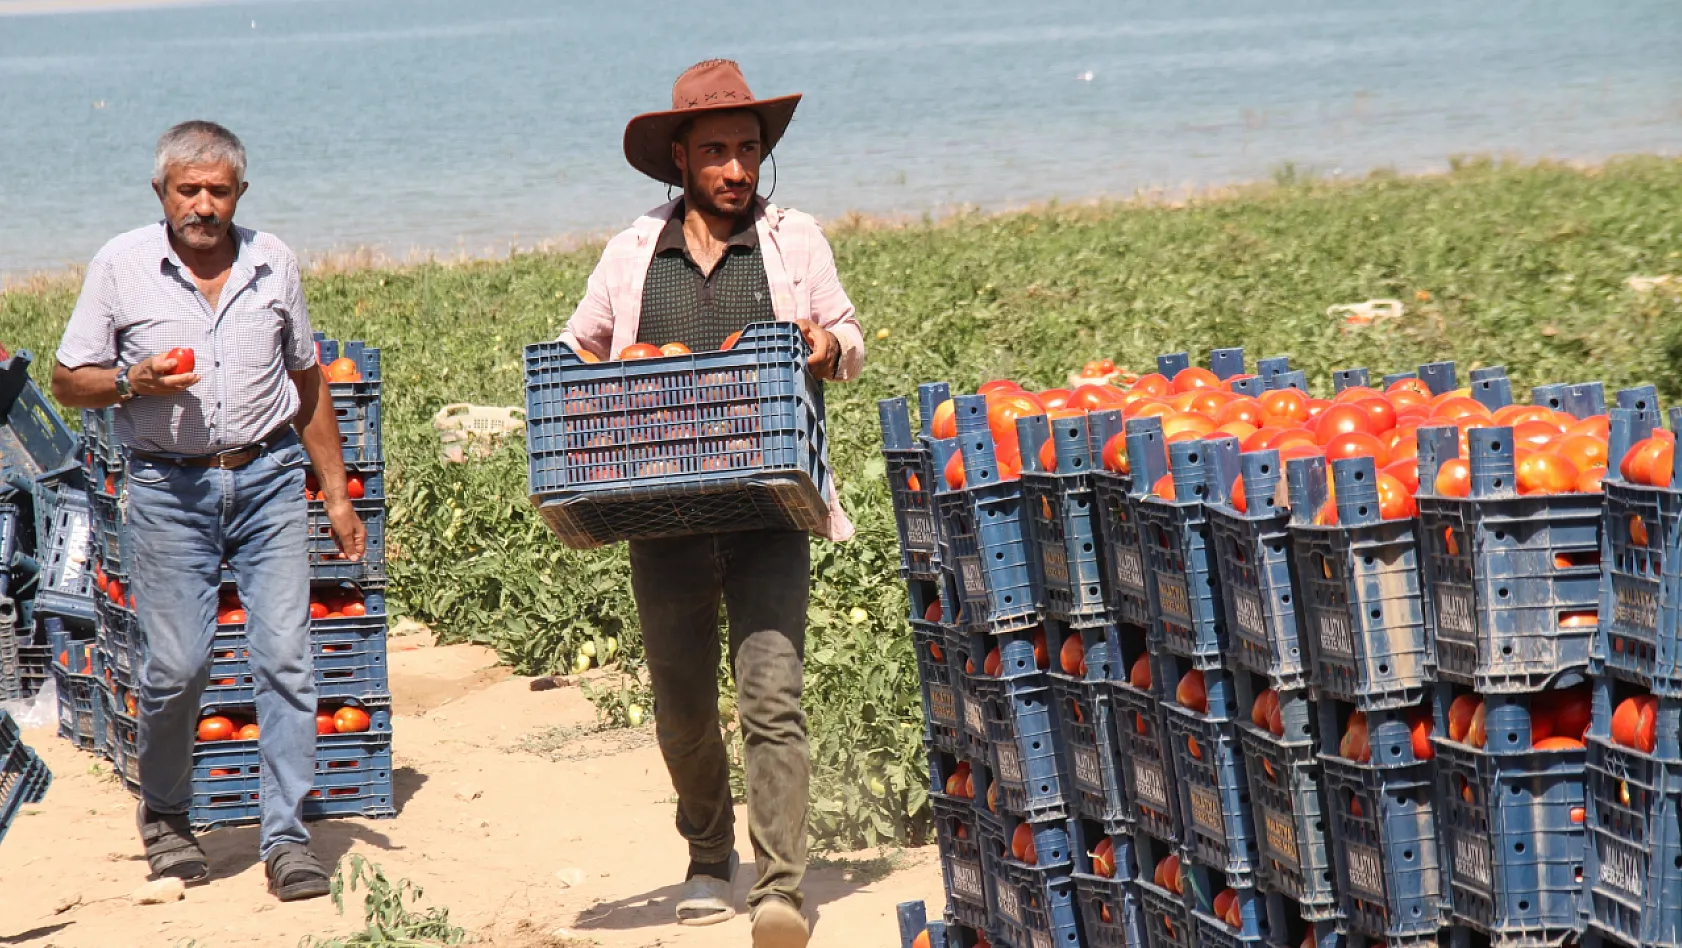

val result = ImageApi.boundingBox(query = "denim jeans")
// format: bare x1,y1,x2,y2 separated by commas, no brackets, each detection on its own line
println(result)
628,529,811,911
126,432,315,858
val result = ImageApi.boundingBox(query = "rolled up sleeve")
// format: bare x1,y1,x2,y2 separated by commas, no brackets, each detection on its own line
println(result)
559,256,617,358
804,228,865,382
57,257,120,369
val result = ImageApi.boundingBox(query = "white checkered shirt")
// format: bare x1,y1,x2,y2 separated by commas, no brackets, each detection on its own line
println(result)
57,222,319,455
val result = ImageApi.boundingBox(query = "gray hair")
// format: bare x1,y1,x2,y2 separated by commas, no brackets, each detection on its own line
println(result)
154,121,247,186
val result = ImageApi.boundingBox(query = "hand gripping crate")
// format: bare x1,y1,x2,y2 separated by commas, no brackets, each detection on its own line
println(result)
979,637,1070,821
190,698,395,830
879,390,946,579
1287,455,1435,711
314,336,384,468
524,322,831,548
1018,411,1126,628
1317,702,1444,941
203,594,390,706
0,709,52,848
1070,820,1147,948
1046,625,1127,827
1582,679,1682,948
306,497,387,584
1211,450,1312,689
1235,682,1338,918
1417,425,1599,692
1135,426,1242,669
1109,650,1182,844
1161,662,1261,884
1430,688,1586,946
986,821,1081,948
1597,401,1682,694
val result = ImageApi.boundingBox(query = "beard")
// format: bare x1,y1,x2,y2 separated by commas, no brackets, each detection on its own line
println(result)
683,173,756,220
170,211,230,250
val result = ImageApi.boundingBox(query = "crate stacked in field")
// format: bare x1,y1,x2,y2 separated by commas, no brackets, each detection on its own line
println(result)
76,337,395,829
1,708,52,848
1581,401,1682,948
1407,382,1614,946
523,321,832,549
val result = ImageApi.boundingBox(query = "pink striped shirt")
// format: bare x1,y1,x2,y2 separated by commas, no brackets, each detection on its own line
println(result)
561,198,865,541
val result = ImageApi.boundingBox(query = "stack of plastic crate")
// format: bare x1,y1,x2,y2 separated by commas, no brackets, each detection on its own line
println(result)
83,337,394,830
1580,401,1682,948
1413,382,1607,948
0,708,52,849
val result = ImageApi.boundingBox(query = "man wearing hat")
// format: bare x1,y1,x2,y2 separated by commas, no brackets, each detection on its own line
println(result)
560,60,865,946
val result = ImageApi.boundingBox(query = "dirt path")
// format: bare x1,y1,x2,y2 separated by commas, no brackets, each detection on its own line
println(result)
0,627,941,947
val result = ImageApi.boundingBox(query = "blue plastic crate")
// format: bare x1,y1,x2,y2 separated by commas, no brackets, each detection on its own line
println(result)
933,419,1043,635
932,793,989,929
991,860,1083,948
1432,723,1585,942
914,619,964,755
315,336,384,468
981,642,1070,820
1109,662,1181,845
1164,691,1261,884
1236,689,1338,918
879,394,943,578
1070,823,1144,948
1598,405,1682,694
525,322,830,548
189,700,394,830
1287,456,1435,710
51,661,104,754
1018,412,1126,628
1417,426,1599,692
1139,437,1243,670
87,478,128,579
0,709,52,848
1210,450,1309,689
0,596,35,701
0,351,76,483
306,497,387,584
1049,630,1127,828
1134,831,1194,948
1264,898,1345,948
1583,733,1682,948
1093,470,1154,631
102,691,140,793
205,610,389,706
1186,882,1276,948
1317,704,1443,941
95,596,143,689
950,638,994,762
33,488,98,623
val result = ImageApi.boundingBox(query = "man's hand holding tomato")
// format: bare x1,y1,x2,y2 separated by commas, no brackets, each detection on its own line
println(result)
127,346,200,396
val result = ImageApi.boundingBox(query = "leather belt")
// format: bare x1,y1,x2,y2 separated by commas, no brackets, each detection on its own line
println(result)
131,426,293,470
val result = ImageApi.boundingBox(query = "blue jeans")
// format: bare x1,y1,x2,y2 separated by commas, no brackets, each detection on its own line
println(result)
127,433,315,858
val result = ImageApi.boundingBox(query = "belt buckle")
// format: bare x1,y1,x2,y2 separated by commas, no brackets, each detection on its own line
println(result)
214,449,246,470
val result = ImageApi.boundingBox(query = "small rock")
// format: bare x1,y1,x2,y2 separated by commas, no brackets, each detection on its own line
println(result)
454,787,482,802
130,878,185,905
53,892,82,914
555,867,587,888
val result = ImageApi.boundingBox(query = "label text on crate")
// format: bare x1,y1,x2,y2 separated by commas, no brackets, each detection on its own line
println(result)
930,686,957,726
952,858,984,902
1263,806,1298,862
1074,745,1101,790
1234,590,1265,639
1315,610,1354,658
960,558,986,600
1346,843,1385,899
1156,574,1190,620
905,512,936,548
1114,547,1144,591
1031,932,1052,948
1596,839,1643,898
1132,758,1170,810
1435,585,1476,641
1452,833,1493,891
1190,786,1225,835
1611,579,1658,634
1042,546,1069,585
965,699,985,736
996,884,1022,924
996,743,1023,783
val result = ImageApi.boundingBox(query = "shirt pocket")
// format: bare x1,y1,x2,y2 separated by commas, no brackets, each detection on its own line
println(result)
225,298,290,376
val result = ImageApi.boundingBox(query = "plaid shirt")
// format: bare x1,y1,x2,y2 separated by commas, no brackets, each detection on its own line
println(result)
57,222,318,455
561,198,866,541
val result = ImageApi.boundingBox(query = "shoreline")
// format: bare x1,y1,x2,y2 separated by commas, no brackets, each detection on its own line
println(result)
0,154,1654,292
0,0,222,16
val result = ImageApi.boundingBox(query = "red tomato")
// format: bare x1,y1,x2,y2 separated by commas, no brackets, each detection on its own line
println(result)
988,393,1045,446
1214,398,1265,428
1354,397,1398,434
316,711,338,735
1447,694,1480,742
977,380,1024,397
1175,669,1208,713
197,716,236,742
1324,431,1388,466
617,343,663,360
1038,388,1072,410
334,706,372,734
1171,367,1220,393
1069,384,1124,412
343,601,367,618
944,452,965,490
164,346,195,375
1516,452,1579,496
346,475,366,500
1131,373,1172,397
237,723,260,740
1102,433,1129,473
1383,458,1420,494
719,331,743,351
1411,714,1434,761
1314,404,1372,443
1377,473,1417,520
1577,466,1607,494
1152,475,1176,501
1260,388,1311,423
325,357,362,382
1332,386,1381,405
1434,458,1472,497
1513,419,1563,449
659,342,692,356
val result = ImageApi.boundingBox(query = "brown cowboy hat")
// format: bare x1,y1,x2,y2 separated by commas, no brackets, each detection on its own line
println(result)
623,59,801,187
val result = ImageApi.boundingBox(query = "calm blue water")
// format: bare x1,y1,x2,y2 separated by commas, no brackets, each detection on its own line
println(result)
2,0,1680,275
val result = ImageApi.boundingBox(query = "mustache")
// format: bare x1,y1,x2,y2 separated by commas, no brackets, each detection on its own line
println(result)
177,212,226,229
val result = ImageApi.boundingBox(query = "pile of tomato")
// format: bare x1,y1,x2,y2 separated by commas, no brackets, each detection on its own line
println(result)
194,704,371,744
572,331,744,365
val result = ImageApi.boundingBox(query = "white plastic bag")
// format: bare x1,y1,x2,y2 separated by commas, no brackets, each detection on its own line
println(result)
1,676,57,730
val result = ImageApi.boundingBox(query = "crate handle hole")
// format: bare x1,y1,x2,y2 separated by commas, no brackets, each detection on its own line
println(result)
1497,587,1510,599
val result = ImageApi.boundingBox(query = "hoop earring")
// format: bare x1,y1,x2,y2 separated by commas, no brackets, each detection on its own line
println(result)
764,152,778,203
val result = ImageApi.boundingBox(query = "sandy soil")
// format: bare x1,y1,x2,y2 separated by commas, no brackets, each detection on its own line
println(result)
0,627,941,947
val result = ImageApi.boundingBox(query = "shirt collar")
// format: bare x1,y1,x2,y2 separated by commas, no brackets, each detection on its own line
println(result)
654,201,759,256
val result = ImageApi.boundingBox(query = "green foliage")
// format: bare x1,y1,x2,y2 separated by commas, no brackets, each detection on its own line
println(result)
307,855,467,947
6,158,1682,850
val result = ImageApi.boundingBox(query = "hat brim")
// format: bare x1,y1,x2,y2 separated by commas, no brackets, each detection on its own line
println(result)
623,93,801,187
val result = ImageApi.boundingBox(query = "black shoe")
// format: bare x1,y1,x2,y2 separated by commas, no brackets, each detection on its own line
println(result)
136,803,208,882
265,842,333,902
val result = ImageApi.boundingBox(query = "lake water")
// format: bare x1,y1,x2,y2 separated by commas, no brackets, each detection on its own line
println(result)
2,0,1681,275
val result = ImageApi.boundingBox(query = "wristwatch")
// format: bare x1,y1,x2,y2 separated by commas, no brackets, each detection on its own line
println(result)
114,364,136,402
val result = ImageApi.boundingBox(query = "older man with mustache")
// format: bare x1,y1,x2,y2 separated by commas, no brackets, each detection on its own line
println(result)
53,120,366,900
